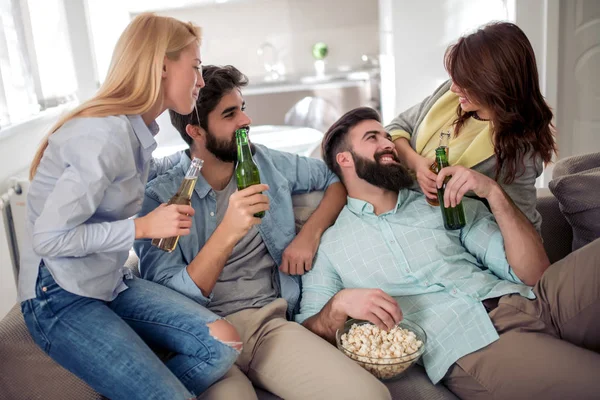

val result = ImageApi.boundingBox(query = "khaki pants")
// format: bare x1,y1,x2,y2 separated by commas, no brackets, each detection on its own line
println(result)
199,299,391,400
444,239,600,400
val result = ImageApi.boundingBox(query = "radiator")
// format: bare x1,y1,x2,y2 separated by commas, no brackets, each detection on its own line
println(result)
0,179,28,318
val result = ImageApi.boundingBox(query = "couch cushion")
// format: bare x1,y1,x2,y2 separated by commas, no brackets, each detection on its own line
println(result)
549,152,600,251
0,304,102,400
386,366,458,399
536,188,573,263
254,365,458,400
292,191,324,232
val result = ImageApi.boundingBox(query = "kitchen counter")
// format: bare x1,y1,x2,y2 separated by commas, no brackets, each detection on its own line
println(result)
245,67,379,96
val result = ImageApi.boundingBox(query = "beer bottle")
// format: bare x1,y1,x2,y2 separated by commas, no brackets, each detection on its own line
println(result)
434,147,466,230
426,131,451,206
151,157,203,252
235,128,265,218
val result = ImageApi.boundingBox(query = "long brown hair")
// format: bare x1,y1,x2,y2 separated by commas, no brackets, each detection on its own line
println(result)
444,21,557,184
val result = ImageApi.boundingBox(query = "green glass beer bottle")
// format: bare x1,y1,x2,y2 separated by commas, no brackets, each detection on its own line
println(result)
434,147,466,230
426,131,451,206
235,128,265,218
151,157,203,252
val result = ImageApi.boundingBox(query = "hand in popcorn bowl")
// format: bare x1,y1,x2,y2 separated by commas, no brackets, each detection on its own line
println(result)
335,318,427,381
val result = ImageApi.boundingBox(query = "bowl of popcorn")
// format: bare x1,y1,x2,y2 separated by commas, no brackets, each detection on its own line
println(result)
335,319,426,381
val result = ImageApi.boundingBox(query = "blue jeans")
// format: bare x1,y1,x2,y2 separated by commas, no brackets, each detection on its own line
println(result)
21,264,238,400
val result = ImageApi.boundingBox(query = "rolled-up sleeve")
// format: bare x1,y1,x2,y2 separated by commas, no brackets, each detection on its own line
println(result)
32,134,135,258
460,199,524,284
134,193,212,306
295,249,343,323
390,129,412,142
267,148,339,194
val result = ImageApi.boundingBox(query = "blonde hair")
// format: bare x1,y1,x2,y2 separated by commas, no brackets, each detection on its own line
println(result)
29,13,202,179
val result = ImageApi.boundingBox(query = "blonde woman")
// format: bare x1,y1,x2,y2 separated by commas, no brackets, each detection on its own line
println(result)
19,13,240,400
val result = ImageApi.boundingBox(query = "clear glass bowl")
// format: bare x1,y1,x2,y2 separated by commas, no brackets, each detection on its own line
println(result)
335,318,427,381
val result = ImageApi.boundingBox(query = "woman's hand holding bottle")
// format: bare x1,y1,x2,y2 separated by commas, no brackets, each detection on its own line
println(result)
134,204,195,239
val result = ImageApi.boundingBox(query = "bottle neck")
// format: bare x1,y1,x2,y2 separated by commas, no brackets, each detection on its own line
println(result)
438,132,450,148
236,130,253,163
435,149,449,168
185,158,203,179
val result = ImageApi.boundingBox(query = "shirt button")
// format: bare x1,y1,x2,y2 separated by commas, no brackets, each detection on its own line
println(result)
452,289,457,294
389,240,395,244
210,212,215,217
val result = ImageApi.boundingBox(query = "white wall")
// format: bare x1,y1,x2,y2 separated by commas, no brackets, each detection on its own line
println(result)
86,0,132,84
556,0,600,159
514,0,559,122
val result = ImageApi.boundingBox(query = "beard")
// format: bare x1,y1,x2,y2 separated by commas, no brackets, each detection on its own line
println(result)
350,150,414,193
205,128,255,163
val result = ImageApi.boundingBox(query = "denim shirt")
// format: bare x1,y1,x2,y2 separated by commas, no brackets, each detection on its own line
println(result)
134,146,339,318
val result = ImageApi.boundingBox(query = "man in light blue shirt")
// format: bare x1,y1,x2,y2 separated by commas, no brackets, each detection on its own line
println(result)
298,107,600,399
135,66,391,400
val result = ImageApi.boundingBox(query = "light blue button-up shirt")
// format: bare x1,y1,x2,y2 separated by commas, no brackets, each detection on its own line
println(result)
134,147,339,319
18,115,177,302
296,189,535,384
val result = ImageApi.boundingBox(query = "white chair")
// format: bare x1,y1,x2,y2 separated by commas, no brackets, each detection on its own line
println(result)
284,96,340,134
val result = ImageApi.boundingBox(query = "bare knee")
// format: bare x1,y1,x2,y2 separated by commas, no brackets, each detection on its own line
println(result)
207,319,242,350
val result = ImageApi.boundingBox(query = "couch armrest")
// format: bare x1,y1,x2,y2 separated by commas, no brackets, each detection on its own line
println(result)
536,188,573,264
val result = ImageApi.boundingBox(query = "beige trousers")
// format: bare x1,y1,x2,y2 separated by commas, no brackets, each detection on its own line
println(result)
444,239,600,400
199,298,391,400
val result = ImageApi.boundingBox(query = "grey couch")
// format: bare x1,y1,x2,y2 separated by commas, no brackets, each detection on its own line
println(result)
0,190,574,400
2,151,594,400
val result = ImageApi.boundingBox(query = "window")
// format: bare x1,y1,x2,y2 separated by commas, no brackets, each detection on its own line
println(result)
0,0,39,127
0,0,77,130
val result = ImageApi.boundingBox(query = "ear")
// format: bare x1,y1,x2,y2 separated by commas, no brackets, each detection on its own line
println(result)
185,124,203,142
336,151,354,170
162,57,168,78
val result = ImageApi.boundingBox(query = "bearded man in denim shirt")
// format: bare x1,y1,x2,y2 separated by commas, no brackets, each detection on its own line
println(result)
135,66,391,400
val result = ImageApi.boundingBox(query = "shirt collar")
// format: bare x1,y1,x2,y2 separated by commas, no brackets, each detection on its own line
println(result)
346,189,412,217
127,115,159,151
179,151,213,199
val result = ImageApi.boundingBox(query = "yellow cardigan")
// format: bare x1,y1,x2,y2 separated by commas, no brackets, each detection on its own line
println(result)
390,89,494,168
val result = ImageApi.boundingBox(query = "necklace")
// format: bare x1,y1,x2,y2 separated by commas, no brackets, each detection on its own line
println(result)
471,112,489,122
